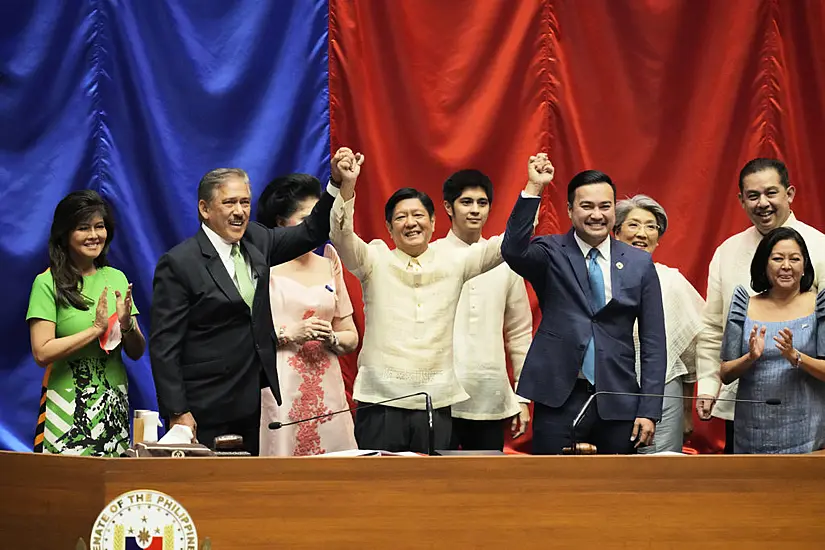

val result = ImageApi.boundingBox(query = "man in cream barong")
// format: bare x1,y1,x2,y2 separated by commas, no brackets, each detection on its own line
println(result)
328,149,505,453
614,195,705,453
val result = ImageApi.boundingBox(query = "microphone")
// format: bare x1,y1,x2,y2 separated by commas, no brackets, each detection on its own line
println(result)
569,390,781,455
268,391,437,456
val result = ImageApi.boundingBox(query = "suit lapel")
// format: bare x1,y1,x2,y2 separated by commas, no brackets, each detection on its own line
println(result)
562,230,594,313
609,239,625,305
242,235,269,283
196,229,243,304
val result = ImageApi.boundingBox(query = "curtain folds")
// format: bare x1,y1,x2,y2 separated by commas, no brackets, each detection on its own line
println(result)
330,0,825,454
0,0,330,451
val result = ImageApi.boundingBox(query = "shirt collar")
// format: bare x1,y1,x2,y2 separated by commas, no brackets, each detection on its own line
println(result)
748,212,800,242
201,222,236,260
393,245,434,268
573,231,611,262
445,229,485,248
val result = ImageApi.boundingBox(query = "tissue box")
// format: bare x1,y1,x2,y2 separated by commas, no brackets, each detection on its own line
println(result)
124,442,215,458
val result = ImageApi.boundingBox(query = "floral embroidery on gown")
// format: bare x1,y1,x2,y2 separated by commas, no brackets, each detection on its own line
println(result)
260,245,357,456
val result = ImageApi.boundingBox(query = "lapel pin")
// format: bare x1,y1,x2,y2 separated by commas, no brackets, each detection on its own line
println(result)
616,262,624,270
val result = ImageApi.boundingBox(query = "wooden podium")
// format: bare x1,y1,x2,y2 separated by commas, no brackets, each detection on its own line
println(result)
3,451,825,549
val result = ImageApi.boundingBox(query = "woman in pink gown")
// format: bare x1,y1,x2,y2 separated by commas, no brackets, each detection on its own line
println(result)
256,174,359,456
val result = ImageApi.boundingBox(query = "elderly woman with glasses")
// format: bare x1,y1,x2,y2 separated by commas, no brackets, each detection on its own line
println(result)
614,195,705,453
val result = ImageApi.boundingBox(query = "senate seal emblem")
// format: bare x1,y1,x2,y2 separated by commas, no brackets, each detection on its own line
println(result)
90,490,198,550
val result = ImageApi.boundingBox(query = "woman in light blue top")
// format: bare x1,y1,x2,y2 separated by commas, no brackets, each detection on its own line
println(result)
721,227,825,453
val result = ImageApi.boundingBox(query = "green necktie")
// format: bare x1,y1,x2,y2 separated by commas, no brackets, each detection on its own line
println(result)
230,244,254,308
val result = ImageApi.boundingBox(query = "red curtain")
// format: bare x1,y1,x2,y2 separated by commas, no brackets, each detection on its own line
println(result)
328,0,825,454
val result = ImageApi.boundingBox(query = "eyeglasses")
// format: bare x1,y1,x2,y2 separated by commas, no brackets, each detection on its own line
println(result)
624,221,660,234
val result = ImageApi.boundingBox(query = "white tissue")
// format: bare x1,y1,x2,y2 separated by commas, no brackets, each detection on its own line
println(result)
157,424,194,444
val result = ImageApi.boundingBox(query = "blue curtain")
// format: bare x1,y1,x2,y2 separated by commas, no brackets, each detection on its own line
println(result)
0,0,330,451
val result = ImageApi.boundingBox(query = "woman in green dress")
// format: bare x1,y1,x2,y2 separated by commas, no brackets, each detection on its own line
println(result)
27,190,146,456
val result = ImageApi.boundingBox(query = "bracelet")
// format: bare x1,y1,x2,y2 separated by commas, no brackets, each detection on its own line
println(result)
327,331,340,350
277,326,289,346
794,350,802,368
121,317,136,334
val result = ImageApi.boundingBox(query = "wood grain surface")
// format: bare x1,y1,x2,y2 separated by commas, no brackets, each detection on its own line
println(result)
2,451,824,549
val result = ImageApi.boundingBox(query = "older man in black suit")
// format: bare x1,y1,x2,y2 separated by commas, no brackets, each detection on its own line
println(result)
150,152,349,455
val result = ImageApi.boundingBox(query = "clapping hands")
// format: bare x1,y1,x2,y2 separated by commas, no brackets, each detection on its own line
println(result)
774,327,798,366
747,324,767,361
115,283,134,332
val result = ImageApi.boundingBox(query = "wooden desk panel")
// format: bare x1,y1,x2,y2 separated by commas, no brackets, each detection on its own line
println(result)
2,452,825,549
1,454,104,549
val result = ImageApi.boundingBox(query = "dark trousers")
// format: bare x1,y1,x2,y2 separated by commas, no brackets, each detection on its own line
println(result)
355,403,452,453
532,379,636,455
198,411,260,456
450,418,506,451
724,419,735,454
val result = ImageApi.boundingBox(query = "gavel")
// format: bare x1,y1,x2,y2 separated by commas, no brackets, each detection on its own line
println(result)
562,443,598,455
212,434,250,456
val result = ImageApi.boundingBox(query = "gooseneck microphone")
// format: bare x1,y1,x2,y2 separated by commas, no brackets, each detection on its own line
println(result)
570,391,781,455
268,391,436,456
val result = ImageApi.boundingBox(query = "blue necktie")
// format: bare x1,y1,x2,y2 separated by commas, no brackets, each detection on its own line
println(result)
581,248,605,383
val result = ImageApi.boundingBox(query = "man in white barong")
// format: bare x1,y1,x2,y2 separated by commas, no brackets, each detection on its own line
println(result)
433,169,533,450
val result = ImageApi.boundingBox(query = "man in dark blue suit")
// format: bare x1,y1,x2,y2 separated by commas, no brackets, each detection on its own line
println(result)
502,153,666,454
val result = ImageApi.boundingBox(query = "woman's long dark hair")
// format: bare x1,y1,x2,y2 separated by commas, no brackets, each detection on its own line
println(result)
49,190,116,309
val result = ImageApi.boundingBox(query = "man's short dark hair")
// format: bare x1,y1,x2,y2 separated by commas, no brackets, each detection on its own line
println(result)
442,169,493,211
750,227,814,293
385,187,435,224
739,158,790,192
567,170,616,205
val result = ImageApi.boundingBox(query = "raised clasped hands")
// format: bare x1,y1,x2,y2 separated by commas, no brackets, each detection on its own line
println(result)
528,153,554,186
331,147,365,187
